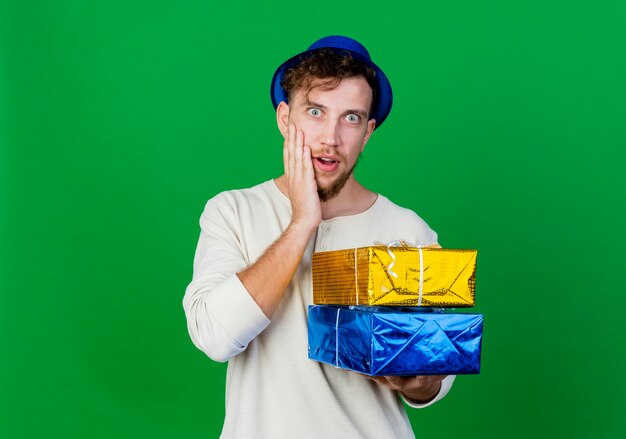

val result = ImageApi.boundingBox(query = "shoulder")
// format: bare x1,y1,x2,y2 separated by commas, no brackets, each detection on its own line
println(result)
201,180,288,226
375,195,429,225
374,195,439,245
205,180,279,211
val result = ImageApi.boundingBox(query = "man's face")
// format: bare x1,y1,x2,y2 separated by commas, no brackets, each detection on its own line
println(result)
281,76,376,201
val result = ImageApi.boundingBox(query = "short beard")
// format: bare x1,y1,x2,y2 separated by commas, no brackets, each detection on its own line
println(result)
317,157,360,202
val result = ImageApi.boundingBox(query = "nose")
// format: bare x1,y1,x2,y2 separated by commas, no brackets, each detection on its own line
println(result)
320,117,340,148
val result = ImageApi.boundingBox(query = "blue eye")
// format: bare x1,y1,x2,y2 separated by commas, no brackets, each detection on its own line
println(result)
346,114,360,123
308,108,322,117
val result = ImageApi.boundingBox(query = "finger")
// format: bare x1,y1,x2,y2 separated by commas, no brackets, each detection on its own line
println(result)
414,375,445,386
370,376,390,387
287,124,296,172
302,145,314,176
300,131,314,179
383,375,429,391
294,128,304,174
384,376,407,388
283,130,290,174
284,124,291,173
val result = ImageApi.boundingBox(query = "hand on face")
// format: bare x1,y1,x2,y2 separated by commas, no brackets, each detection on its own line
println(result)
367,375,446,404
283,123,322,231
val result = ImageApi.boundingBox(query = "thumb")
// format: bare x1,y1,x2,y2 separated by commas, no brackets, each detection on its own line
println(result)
384,375,410,389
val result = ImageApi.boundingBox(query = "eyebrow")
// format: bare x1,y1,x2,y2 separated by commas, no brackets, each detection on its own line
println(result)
304,99,369,118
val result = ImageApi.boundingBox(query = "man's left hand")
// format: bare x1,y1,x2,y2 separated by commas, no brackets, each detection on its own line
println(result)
368,375,446,404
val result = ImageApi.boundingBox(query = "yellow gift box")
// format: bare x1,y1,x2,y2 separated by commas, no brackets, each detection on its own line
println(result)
312,246,477,307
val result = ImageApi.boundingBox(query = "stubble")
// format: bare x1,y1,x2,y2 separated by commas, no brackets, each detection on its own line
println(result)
316,156,360,202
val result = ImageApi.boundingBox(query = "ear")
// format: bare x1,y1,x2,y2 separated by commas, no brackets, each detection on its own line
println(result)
360,118,376,151
276,101,290,138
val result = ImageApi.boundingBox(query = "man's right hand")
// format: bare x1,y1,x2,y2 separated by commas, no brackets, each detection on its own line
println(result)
236,124,321,318
283,123,321,232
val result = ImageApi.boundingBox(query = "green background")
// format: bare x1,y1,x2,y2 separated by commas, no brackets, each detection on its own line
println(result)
1,1,625,437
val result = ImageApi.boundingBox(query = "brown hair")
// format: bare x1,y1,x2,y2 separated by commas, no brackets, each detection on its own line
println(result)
280,48,378,114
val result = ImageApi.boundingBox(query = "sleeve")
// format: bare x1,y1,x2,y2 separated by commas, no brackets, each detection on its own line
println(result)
401,375,456,409
182,194,271,362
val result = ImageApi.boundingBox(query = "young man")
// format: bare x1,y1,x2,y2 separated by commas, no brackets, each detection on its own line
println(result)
184,36,455,438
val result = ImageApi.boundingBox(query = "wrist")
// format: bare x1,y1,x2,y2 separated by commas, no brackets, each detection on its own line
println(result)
283,221,318,249
289,217,320,236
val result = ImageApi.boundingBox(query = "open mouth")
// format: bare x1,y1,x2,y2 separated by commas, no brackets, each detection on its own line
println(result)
316,157,337,164
314,156,339,172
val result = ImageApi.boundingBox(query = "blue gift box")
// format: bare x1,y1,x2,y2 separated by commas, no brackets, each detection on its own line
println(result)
307,305,483,376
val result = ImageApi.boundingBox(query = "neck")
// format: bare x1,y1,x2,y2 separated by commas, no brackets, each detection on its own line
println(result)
319,176,377,219
274,175,378,220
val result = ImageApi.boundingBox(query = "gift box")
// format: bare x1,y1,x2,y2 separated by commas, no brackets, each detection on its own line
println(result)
312,246,477,307
307,305,483,376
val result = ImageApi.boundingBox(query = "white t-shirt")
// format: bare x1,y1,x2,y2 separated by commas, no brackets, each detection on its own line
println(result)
183,180,455,439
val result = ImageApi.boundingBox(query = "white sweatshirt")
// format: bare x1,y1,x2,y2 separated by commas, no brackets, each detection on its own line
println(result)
183,180,455,439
